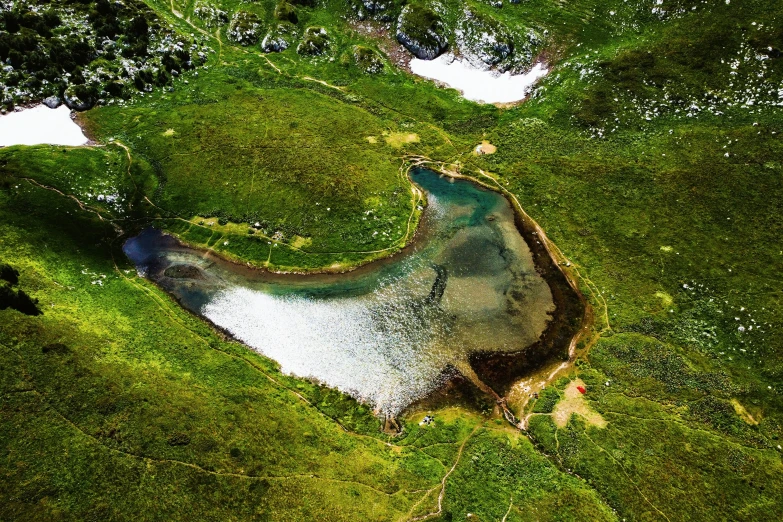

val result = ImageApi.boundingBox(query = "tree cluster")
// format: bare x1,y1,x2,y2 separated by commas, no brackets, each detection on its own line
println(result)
0,262,40,316
0,0,200,111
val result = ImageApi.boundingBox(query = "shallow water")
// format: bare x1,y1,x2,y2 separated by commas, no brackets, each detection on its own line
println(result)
124,169,554,414
409,55,548,104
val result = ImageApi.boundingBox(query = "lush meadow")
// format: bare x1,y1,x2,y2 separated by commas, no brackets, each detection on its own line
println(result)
2,0,782,519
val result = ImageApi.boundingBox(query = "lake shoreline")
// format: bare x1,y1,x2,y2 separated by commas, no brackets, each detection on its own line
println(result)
402,159,588,406
124,162,587,428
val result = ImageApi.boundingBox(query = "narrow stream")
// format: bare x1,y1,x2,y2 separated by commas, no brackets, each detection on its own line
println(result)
123,169,555,415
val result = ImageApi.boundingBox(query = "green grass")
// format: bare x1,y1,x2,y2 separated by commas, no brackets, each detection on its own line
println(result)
0,158,608,520
528,342,783,520
78,65,438,270
2,0,783,519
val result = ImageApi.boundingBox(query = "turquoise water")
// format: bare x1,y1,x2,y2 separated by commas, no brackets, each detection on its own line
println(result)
124,169,554,414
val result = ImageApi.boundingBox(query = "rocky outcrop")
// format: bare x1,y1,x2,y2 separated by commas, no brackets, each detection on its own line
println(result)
262,24,294,53
43,96,61,109
354,46,385,74
350,0,397,22
396,4,448,60
193,3,228,28
297,27,329,56
274,1,298,24
63,85,96,111
458,9,514,68
227,11,262,46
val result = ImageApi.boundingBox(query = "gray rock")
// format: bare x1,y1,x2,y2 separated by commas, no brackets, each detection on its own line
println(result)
262,35,290,53
297,27,329,56
350,0,396,22
262,24,294,53
458,10,514,68
354,46,384,74
43,96,61,109
227,11,262,46
63,86,96,111
396,5,448,60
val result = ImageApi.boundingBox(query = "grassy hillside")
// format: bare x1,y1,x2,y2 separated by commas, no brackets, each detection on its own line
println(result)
2,0,783,520
0,156,612,520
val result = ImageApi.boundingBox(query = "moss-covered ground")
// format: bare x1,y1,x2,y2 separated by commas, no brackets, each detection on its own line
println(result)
2,0,783,519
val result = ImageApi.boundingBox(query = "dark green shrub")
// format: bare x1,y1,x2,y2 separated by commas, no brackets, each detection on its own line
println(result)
0,282,41,316
274,1,298,24
0,262,19,285
167,432,191,446
532,386,562,413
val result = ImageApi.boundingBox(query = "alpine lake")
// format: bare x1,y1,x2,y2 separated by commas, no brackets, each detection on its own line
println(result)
124,168,582,420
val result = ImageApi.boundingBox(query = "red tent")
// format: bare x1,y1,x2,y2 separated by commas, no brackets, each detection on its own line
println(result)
576,386,586,394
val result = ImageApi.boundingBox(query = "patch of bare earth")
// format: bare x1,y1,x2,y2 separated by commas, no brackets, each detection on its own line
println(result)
474,141,497,155
384,132,419,148
731,399,759,425
552,379,606,428
348,20,412,72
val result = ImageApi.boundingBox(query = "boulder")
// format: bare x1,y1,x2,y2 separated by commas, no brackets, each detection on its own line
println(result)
297,27,329,56
42,96,61,109
63,85,96,111
349,0,397,22
262,24,294,53
193,3,228,28
274,1,298,24
396,4,448,60
354,46,384,74
227,11,262,46
458,10,514,68
262,34,290,53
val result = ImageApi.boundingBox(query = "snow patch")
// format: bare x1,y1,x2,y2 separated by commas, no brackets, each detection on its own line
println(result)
410,53,548,104
0,105,88,147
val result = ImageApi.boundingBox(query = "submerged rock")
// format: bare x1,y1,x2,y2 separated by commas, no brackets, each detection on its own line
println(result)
396,4,448,60
164,264,205,280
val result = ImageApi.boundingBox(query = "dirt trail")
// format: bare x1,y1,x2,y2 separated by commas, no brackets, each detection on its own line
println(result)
406,426,479,521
